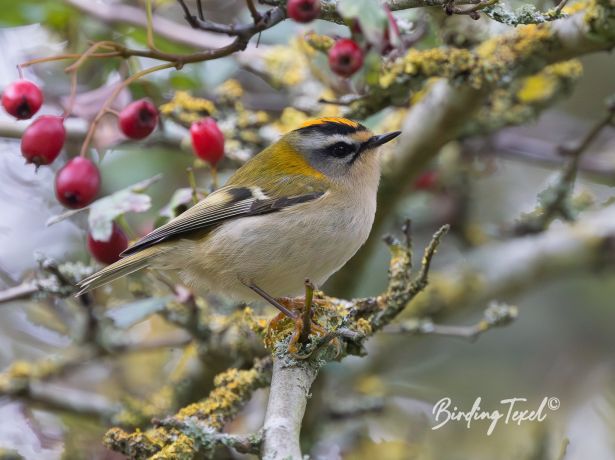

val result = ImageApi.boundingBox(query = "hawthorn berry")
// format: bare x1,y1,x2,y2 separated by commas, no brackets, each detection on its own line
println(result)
119,99,158,140
55,157,101,209
328,39,364,78
2,80,43,119
87,223,128,265
413,171,438,190
287,0,320,23
21,115,66,166
190,118,225,166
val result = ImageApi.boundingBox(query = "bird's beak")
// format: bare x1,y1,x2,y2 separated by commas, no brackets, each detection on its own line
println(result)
363,131,402,150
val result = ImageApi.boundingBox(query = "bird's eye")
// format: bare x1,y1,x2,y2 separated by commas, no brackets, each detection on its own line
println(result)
329,142,355,158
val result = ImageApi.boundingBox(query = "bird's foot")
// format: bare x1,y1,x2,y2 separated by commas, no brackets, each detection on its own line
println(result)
254,281,329,357
267,296,328,355
247,281,335,357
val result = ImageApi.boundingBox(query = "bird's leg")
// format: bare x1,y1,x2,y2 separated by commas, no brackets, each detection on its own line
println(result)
247,281,326,355
247,283,298,319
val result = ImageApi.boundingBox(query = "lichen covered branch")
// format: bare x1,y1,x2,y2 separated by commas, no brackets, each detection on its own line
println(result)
104,357,272,458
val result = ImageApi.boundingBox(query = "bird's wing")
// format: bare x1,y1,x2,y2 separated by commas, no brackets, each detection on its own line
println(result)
121,184,326,256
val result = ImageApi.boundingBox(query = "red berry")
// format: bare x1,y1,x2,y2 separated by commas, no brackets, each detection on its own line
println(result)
55,157,101,209
87,223,128,265
119,99,158,140
2,80,43,119
328,39,364,78
21,115,66,166
190,118,225,166
413,171,438,190
287,0,320,23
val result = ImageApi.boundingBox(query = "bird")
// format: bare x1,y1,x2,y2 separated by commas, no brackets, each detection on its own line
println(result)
77,117,401,314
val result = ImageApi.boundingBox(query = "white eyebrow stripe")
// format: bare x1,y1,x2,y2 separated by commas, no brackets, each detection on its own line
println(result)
323,134,355,145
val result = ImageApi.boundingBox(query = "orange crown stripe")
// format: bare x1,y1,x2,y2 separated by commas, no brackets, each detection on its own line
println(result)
299,117,360,128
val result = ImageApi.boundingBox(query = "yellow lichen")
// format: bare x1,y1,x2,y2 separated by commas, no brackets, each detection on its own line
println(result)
263,41,309,87
563,0,589,14
215,79,244,102
517,59,582,103
381,48,480,89
175,360,269,429
105,359,270,457
355,318,373,336
304,31,335,54
159,91,216,117
355,375,386,396
516,74,557,103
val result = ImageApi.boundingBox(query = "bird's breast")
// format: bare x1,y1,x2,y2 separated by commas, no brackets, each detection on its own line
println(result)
181,188,377,300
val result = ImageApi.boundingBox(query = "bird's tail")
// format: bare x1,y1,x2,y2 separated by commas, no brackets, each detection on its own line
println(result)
76,246,162,296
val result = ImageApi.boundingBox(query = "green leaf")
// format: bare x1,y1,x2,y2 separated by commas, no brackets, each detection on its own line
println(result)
337,0,387,45
106,296,173,329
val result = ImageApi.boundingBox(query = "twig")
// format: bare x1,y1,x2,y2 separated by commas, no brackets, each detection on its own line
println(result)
197,0,205,21
186,167,200,206
445,0,498,18
413,225,449,290
554,0,570,16
384,301,518,340
177,0,282,39
63,0,232,49
510,103,615,236
79,63,174,157
372,224,449,330
110,333,192,353
0,282,38,304
318,94,366,106
557,437,570,460
246,0,262,22
145,0,161,51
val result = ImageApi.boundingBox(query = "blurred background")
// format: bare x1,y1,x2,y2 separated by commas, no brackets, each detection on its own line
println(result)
0,0,614,459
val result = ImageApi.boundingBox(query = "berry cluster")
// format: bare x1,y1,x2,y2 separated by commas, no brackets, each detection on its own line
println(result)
3,76,227,264
287,0,400,78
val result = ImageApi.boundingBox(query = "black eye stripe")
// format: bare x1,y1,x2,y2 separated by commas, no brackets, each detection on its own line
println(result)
327,141,357,158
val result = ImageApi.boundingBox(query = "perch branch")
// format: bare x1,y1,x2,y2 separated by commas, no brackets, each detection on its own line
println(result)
261,359,319,459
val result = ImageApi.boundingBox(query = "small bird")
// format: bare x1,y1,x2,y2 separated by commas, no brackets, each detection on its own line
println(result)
77,117,400,310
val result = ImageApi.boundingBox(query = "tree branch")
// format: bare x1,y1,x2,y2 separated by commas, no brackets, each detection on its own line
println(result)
105,357,273,458
261,358,319,459
406,204,615,319
335,0,615,295
63,0,233,49
509,103,615,235
384,301,518,340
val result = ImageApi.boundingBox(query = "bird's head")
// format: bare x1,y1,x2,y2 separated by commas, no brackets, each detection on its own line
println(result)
280,117,401,183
